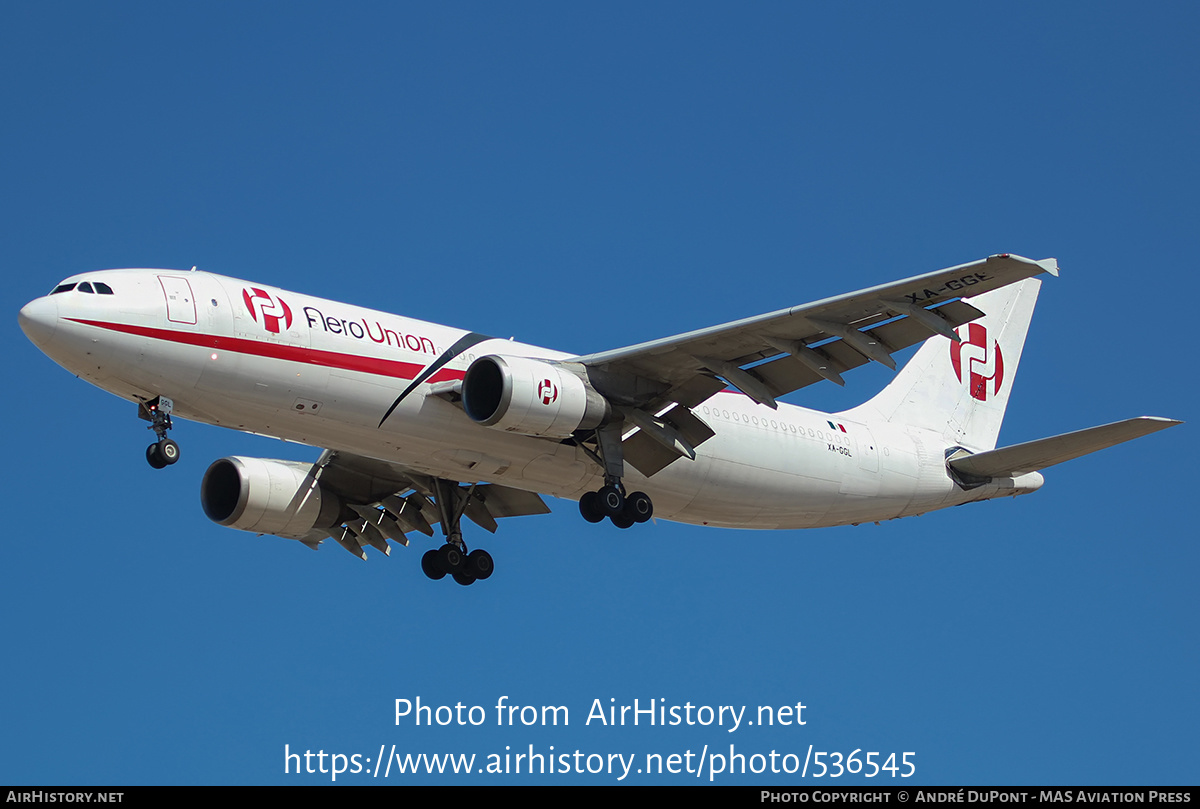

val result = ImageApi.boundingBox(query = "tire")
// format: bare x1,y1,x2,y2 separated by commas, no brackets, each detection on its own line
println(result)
626,491,653,523
599,484,625,517
146,443,167,469
158,439,180,465
610,511,635,529
421,549,446,580
578,491,605,523
467,549,494,580
438,543,464,573
452,571,476,586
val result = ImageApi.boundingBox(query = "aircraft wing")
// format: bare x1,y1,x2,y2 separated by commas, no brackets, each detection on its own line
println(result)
947,417,1183,480
572,254,1059,410
301,450,550,557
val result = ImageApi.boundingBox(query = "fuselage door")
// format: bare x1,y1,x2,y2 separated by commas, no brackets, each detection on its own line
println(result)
158,275,197,325
838,424,881,498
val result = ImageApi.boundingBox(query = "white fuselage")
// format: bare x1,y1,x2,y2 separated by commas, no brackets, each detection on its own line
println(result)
19,269,1040,531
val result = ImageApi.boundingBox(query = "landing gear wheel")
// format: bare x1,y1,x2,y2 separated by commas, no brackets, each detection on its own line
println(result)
579,491,605,523
419,478,500,585
598,484,625,517
437,543,464,574
626,491,653,523
140,396,177,468
158,439,180,465
466,549,494,580
421,549,446,580
610,511,635,529
146,443,167,469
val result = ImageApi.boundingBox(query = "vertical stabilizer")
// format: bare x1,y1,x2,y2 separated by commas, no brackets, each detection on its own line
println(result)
839,278,1042,451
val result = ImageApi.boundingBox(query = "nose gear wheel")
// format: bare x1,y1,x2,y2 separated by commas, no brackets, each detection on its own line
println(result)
139,396,181,469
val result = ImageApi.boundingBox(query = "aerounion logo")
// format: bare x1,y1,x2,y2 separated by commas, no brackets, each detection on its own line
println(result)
242,287,293,334
538,378,558,406
950,323,1004,402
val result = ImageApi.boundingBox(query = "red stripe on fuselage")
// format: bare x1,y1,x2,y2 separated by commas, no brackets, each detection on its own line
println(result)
64,318,465,384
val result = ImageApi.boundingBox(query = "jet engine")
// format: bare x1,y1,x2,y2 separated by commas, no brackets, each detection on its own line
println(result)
200,456,343,539
461,355,610,438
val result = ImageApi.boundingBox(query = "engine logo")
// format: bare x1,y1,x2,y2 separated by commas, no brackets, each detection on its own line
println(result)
242,287,293,334
950,323,1004,402
538,378,558,406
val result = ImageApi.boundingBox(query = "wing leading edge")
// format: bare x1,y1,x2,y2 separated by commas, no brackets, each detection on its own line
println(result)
570,254,1059,475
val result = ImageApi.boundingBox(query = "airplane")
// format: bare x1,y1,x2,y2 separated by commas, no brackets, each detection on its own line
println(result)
18,254,1181,586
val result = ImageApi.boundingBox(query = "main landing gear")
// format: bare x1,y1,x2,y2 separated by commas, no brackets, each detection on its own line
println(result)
578,484,653,529
421,544,493,586
139,396,180,469
576,421,654,529
420,479,494,586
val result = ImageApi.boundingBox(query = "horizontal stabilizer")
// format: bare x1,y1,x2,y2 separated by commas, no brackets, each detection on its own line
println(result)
948,416,1182,479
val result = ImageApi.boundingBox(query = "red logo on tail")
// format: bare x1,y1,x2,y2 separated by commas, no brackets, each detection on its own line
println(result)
242,287,293,334
950,323,1004,401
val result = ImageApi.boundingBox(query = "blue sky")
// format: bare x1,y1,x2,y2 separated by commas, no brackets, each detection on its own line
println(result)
2,2,1196,785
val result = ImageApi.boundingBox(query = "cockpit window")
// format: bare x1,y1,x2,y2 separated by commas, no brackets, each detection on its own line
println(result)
48,280,114,295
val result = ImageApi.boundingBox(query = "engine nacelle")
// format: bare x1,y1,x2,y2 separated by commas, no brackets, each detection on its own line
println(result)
200,456,342,540
461,355,609,438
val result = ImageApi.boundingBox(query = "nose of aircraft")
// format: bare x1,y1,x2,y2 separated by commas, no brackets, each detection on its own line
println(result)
18,295,59,350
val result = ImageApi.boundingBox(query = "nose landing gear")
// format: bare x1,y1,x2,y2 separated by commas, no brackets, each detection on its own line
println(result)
139,396,180,468
146,438,180,469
